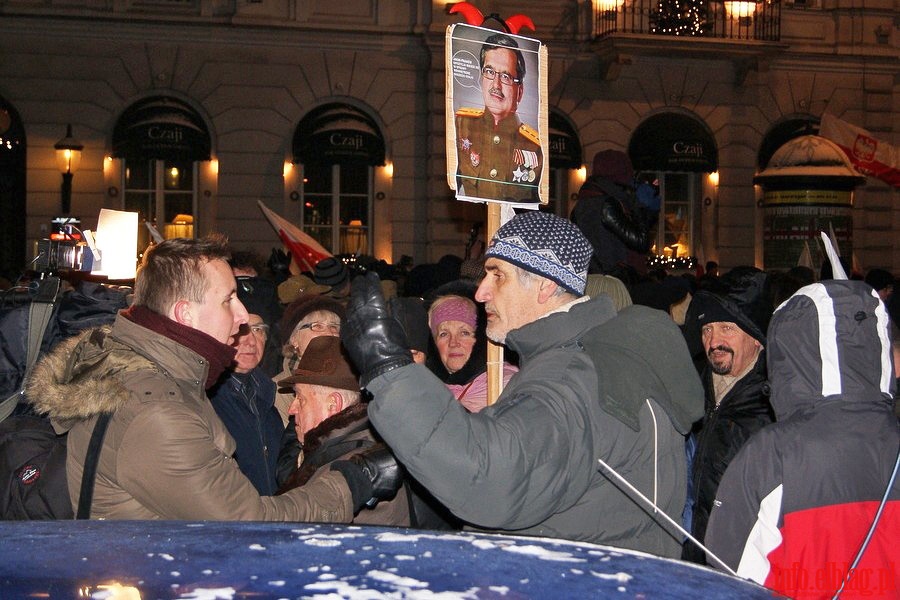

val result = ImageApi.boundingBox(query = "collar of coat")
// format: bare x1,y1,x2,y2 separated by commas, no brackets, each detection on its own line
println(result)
279,403,370,493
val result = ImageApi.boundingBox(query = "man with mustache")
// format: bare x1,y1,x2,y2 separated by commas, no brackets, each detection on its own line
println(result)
683,269,774,564
455,32,542,202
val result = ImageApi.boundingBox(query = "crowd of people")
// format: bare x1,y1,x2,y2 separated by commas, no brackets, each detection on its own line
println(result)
4,202,898,598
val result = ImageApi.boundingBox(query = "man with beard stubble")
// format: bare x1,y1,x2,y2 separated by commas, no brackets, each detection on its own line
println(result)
682,273,775,564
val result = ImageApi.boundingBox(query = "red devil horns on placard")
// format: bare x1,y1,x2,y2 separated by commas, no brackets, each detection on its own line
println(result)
448,2,536,33
505,15,536,34
448,2,483,25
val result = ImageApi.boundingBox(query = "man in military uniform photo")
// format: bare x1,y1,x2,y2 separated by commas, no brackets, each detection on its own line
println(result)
455,32,542,203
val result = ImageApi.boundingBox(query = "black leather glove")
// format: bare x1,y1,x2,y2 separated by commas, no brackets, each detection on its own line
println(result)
267,248,291,281
341,271,413,388
331,444,403,511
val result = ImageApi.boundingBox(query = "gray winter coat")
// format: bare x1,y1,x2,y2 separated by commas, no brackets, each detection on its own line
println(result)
368,297,699,557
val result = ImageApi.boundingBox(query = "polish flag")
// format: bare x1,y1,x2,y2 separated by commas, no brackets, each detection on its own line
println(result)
257,200,332,274
819,113,899,188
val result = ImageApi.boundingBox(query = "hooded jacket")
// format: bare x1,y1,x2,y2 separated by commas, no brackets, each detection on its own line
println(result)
27,313,352,521
570,177,653,274
705,281,899,599
367,296,701,557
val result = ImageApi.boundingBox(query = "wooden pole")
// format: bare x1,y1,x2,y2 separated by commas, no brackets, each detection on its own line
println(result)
485,202,503,406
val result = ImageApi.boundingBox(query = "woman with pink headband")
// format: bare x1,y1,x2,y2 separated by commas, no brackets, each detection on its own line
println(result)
426,291,517,413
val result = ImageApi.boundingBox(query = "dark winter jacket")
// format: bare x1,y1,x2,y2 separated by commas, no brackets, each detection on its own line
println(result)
706,281,899,599
683,352,773,563
209,368,283,495
278,404,459,530
279,403,411,527
570,176,654,274
1,281,128,404
367,296,701,556
26,313,353,521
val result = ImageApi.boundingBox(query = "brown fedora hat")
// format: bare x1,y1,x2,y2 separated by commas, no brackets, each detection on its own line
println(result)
278,336,359,391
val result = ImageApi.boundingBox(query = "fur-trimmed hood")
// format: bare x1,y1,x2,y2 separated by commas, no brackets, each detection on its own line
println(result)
26,326,155,422
26,313,209,424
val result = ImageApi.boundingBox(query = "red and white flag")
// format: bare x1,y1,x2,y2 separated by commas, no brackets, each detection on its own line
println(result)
257,200,332,274
819,113,899,188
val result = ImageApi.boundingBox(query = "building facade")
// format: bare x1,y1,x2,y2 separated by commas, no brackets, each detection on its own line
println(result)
0,0,896,281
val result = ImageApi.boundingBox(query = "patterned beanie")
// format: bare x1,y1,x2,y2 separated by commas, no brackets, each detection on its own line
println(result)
485,211,592,295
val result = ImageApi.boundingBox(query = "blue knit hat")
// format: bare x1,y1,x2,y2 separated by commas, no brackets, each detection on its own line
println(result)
485,212,592,295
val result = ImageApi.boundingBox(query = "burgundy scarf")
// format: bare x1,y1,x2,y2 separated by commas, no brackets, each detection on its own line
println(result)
122,305,237,389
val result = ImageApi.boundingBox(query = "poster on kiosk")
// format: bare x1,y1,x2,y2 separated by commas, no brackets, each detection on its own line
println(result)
446,23,548,207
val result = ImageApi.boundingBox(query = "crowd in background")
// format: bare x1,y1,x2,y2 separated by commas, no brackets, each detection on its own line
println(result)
1,185,897,599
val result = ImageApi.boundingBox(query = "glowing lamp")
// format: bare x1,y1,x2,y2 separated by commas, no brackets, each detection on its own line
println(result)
54,124,83,214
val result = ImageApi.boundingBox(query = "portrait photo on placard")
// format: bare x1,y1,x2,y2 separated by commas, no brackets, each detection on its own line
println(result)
446,24,546,206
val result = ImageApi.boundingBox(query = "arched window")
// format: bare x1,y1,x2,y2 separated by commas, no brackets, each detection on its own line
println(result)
0,99,26,280
292,103,385,256
629,113,718,260
112,96,211,242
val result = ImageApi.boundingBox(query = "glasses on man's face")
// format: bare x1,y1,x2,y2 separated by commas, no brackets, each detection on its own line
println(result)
249,323,269,337
481,66,520,86
295,321,341,334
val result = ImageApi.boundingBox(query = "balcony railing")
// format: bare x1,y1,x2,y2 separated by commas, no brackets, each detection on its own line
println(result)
593,0,781,42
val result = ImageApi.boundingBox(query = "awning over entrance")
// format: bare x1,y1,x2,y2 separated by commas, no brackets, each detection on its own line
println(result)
293,104,385,166
549,111,583,169
629,113,718,173
112,96,211,162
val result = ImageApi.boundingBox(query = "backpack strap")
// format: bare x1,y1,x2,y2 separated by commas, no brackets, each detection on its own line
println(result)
75,411,113,520
0,277,62,423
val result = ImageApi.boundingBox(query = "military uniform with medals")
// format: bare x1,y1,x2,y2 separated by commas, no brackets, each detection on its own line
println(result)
455,107,542,202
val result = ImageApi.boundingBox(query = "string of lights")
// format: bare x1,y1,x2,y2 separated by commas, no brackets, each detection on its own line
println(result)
652,0,706,35
647,255,697,270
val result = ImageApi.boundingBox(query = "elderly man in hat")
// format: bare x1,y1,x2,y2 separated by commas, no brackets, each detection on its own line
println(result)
277,336,408,526
340,211,701,556
682,268,775,564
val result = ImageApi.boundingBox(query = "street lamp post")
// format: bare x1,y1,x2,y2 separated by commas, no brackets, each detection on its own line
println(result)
54,124,83,214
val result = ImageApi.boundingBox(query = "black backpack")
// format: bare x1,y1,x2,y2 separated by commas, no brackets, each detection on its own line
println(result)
0,410,112,520
0,414,73,519
0,276,122,520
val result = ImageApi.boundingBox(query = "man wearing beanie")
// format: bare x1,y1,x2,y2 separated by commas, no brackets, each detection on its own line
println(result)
313,257,352,302
27,236,397,521
683,269,774,564
341,211,702,556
